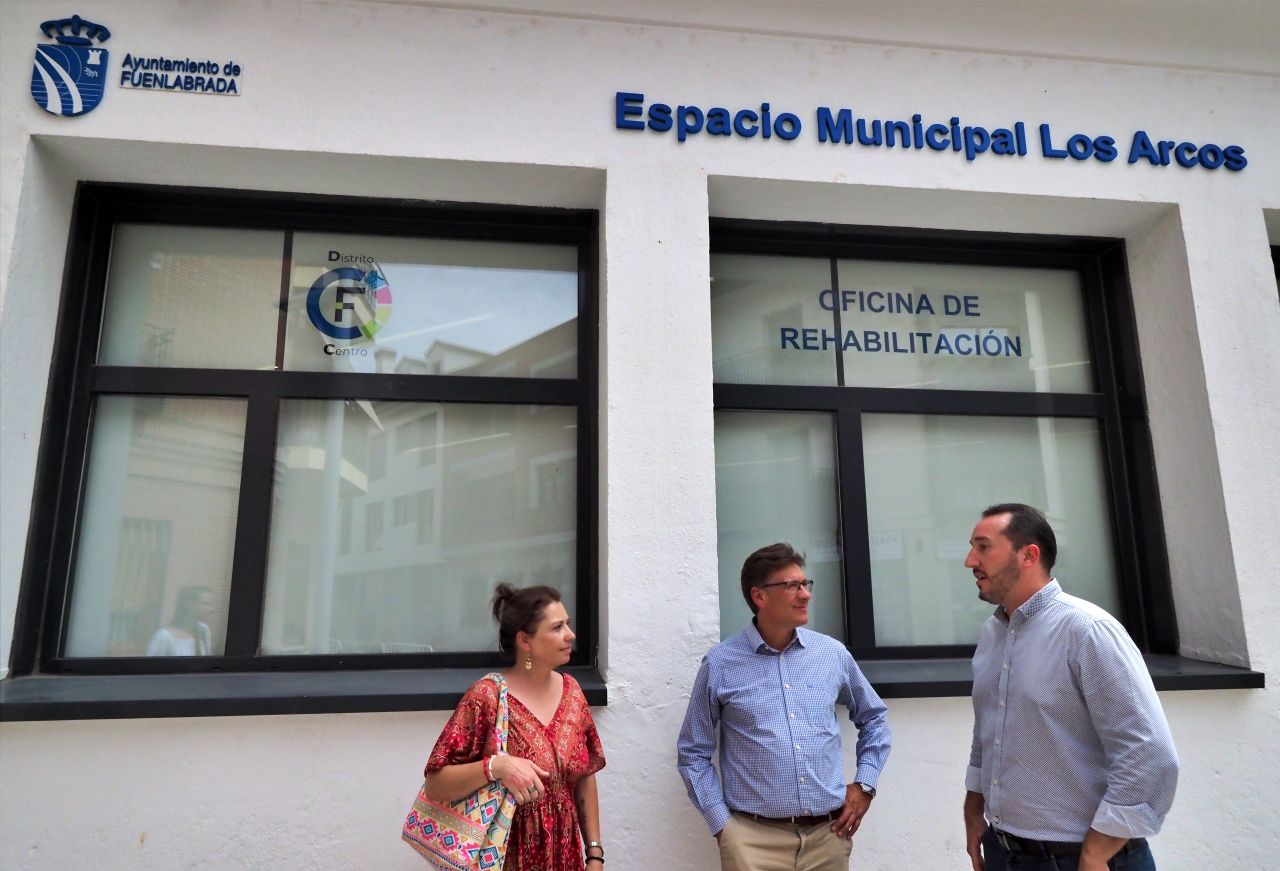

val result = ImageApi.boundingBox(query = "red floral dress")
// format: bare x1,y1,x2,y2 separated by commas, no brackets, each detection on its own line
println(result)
427,674,605,871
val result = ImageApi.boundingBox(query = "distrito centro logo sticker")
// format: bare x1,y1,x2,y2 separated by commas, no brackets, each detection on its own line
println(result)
306,261,393,342
31,14,111,117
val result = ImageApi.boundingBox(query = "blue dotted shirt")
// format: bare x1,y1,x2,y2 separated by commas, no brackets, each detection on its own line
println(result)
967,581,1180,841
677,622,892,835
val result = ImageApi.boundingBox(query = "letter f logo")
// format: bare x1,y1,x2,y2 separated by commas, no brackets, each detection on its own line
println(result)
334,285,361,321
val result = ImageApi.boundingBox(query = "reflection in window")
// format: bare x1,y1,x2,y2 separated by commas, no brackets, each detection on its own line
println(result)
396,411,438,467
711,253,1094,393
370,431,387,480
366,502,384,552
64,396,243,657
98,225,284,370
714,411,845,642
260,401,577,654
282,234,579,378
533,454,575,508
339,499,353,555
416,489,436,544
711,255,837,386
862,413,1120,646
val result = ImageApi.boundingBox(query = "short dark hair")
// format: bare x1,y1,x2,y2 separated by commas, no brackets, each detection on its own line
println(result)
982,503,1057,572
490,583,562,657
740,543,806,614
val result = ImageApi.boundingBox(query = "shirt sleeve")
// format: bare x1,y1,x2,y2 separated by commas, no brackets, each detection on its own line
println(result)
676,656,732,835
145,629,172,657
425,680,498,776
571,678,607,779
1074,619,1180,838
839,650,892,788
965,716,984,794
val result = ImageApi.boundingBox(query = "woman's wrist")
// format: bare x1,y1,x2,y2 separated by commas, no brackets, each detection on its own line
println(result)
481,755,495,782
486,753,508,781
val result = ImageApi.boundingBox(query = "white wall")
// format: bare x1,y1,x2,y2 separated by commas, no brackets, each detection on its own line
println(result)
2,1,1278,868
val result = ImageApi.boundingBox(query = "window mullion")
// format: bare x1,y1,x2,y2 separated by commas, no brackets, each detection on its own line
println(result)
223,392,281,656
835,404,876,657
830,257,846,387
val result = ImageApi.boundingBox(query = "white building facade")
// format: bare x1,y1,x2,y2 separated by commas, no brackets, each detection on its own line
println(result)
1,1,1277,868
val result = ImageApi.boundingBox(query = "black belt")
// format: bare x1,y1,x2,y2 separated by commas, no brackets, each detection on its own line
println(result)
991,827,1147,858
737,809,839,828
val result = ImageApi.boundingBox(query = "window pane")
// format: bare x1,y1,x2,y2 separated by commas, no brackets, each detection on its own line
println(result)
98,225,285,369
711,254,838,386
714,411,844,642
862,413,1120,646
260,400,577,654
835,260,1094,392
283,234,579,377
64,397,245,657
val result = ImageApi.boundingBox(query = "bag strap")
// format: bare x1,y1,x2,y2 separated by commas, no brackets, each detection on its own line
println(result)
485,672,510,756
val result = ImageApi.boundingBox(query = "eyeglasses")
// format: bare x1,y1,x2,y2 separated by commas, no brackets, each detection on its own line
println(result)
756,579,815,594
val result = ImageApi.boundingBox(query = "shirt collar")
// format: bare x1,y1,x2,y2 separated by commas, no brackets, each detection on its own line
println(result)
745,619,807,653
997,579,1061,624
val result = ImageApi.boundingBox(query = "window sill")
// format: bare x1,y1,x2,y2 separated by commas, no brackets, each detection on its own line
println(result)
860,654,1264,699
0,665,607,721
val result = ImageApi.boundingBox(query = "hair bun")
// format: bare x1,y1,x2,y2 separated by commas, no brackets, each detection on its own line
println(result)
491,583,516,622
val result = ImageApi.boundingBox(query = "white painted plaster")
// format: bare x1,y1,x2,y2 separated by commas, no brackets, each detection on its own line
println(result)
2,1,1278,868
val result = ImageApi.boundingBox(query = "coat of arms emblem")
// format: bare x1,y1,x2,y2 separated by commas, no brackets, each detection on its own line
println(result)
31,14,111,117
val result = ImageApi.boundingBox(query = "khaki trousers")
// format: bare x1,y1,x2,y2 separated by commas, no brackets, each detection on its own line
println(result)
718,812,854,871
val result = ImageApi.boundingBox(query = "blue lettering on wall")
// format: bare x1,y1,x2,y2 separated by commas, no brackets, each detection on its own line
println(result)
614,92,1247,172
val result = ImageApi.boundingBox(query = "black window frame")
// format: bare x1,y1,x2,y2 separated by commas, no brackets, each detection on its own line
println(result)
8,182,601,682
711,218,1177,661
1272,245,1279,302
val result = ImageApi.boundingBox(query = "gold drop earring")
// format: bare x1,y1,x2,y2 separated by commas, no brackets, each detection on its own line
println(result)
524,653,532,671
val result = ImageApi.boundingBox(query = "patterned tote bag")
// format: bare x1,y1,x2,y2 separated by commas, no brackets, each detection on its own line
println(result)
403,673,518,870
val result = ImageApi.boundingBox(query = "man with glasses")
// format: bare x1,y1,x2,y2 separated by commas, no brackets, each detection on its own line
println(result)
677,542,891,871
962,504,1179,871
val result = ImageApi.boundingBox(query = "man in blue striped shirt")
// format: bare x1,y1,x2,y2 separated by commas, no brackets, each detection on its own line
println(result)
677,543,892,870
963,504,1179,871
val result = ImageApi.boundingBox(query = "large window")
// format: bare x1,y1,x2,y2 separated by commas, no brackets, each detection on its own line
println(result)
10,185,597,678
712,221,1173,659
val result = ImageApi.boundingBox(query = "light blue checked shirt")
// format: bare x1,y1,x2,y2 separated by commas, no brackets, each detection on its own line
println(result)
967,581,1180,842
677,622,891,835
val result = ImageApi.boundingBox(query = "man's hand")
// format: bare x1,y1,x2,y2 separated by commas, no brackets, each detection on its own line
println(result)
831,783,872,840
963,791,986,871
1079,829,1127,871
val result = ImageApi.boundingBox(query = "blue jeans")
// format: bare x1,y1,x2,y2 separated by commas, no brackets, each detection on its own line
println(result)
981,828,1157,871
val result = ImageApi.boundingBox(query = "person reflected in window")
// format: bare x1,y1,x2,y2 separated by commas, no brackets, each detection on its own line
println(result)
424,584,607,871
962,503,1179,871
677,543,891,870
145,586,213,656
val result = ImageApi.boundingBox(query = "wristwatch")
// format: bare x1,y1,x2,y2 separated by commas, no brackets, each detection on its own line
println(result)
855,782,877,798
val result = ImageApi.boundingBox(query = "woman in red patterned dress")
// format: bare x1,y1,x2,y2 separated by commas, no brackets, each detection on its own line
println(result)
424,584,607,871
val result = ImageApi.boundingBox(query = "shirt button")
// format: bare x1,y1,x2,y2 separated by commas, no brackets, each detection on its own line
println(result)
784,683,791,689
999,702,1005,708
1002,664,1008,670
992,779,999,785
794,744,801,750
799,777,805,783
789,713,796,719
995,738,1001,745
